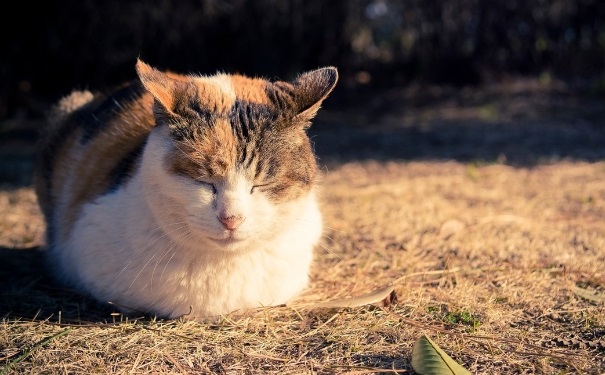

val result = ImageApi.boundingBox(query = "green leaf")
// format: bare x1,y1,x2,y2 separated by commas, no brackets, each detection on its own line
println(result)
411,335,471,375
1,328,73,375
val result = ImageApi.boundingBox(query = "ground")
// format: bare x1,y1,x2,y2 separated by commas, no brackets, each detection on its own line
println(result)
1,78,604,374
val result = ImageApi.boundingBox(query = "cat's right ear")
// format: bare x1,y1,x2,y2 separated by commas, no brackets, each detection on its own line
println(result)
136,59,183,119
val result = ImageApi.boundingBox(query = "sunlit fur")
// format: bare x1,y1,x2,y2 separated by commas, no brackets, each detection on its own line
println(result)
34,59,338,320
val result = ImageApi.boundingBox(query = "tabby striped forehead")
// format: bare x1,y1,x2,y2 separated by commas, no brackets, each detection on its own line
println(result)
168,74,316,202
168,72,296,143
188,73,279,114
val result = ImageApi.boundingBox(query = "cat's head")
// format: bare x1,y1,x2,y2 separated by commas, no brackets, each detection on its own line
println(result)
136,59,338,249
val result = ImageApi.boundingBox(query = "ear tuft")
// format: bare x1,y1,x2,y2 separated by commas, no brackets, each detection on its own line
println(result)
135,59,179,114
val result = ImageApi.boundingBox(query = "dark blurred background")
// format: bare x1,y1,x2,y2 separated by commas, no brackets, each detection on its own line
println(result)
1,0,605,185
3,0,605,119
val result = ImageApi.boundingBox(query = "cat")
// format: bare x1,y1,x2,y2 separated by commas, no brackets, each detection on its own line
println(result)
34,59,338,321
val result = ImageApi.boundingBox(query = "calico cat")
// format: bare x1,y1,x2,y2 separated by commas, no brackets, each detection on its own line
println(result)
34,59,338,320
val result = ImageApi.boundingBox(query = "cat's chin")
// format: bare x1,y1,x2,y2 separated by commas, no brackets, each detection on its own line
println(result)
205,235,254,252
208,235,246,244
184,229,253,252
187,226,252,250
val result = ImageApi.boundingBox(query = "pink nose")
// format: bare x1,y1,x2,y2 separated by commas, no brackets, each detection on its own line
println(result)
218,214,244,230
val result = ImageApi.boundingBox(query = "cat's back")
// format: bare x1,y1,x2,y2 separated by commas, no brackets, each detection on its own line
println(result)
34,81,155,243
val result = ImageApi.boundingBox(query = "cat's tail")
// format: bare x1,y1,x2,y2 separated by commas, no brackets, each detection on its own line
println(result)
48,90,95,125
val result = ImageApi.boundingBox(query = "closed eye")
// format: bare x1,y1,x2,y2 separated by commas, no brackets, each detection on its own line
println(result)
197,180,217,194
250,183,271,194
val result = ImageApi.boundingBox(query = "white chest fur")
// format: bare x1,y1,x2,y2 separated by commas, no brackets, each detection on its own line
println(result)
53,130,322,320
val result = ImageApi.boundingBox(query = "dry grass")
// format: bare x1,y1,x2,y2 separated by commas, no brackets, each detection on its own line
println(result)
1,161,603,374
1,81,604,374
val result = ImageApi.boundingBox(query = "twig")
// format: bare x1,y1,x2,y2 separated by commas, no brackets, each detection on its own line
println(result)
325,364,409,374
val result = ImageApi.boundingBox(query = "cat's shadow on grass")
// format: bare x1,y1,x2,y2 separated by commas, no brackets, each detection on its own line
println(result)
0,246,149,324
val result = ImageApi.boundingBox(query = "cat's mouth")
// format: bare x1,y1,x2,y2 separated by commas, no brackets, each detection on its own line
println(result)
208,232,246,245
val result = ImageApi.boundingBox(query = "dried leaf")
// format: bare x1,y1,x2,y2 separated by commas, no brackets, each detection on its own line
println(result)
572,286,605,303
411,335,471,375
304,284,395,309
382,289,398,307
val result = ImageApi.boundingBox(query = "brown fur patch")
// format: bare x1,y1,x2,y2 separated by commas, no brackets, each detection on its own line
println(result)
229,75,271,105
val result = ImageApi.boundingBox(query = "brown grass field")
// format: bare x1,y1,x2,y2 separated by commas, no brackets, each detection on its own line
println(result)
1,79,604,374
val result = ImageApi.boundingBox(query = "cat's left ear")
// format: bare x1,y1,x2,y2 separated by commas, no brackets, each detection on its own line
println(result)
291,67,338,126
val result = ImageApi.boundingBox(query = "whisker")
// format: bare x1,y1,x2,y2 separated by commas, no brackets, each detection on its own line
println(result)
318,224,347,234
159,248,179,285
129,224,191,291
316,240,343,261
263,215,345,261
149,226,194,290
149,242,177,291
115,221,189,282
